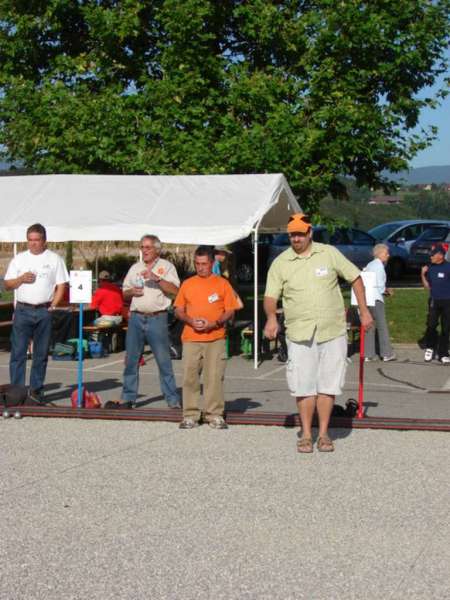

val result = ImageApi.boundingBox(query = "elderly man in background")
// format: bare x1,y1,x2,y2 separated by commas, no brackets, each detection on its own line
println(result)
121,234,181,408
264,214,373,453
4,223,68,403
363,244,396,362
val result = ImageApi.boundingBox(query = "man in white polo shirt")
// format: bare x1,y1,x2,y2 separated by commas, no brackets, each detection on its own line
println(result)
4,223,69,403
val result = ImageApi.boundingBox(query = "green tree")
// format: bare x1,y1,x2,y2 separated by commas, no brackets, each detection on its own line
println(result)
1,0,449,213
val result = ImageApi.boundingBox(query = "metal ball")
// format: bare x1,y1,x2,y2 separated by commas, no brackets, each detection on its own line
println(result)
2,410,11,419
13,411,22,419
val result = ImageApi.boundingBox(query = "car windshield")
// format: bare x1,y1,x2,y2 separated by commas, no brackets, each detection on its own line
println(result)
368,223,402,241
417,227,450,242
272,233,290,246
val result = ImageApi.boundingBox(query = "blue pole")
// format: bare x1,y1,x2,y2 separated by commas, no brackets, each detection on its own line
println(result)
77,303,84,408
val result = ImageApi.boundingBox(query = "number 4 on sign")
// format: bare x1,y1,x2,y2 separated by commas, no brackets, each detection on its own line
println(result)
69,271,92,304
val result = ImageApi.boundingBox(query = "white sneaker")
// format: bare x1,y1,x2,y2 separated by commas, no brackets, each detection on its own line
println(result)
440,356,450,364
382,355,397,362
208,416,228,429
424,349,434,362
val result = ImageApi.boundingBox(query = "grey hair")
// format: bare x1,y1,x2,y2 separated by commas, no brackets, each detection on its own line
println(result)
140,234,162,250
373,243,389,258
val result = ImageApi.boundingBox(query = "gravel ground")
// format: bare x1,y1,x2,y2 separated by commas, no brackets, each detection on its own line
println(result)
1,419,449,600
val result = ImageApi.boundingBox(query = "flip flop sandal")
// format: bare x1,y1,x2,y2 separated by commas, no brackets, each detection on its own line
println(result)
297,437,313,453
317,436,334,452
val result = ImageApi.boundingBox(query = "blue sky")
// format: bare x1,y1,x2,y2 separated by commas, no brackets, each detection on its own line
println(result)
411,55,449,168
411,91,450,168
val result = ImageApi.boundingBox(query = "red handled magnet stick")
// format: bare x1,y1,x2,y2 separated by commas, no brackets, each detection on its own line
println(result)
357,326,365,419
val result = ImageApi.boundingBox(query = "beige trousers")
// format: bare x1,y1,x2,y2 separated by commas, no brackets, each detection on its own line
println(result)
182,339,227,421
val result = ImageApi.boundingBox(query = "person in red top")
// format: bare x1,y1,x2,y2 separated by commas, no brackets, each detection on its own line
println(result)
91,270,124,326
174,246,238,429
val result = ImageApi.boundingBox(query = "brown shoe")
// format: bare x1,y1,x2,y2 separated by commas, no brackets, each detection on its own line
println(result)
297,437,313,453
317,435,334,452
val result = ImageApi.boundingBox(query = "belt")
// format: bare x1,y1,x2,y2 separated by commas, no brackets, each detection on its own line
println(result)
132,310,167,317
17,301,51,309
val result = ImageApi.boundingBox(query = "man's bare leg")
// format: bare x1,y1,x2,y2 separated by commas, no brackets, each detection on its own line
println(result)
316,393,334,437
296,395,317,439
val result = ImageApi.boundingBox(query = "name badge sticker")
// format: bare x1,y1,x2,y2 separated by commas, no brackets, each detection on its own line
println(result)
315,267,329,277
438,272,445,278
208,292,219,303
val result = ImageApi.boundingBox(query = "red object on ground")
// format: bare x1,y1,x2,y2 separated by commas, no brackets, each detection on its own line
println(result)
357,326,365,419
71,387,102,409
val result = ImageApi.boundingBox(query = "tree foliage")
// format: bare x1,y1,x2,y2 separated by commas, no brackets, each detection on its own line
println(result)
1,0,449,212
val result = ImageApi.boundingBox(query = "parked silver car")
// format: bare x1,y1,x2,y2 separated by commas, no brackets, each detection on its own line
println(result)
369,219,450,278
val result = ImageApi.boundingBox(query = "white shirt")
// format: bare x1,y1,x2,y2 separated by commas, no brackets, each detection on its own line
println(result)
123,258,180,312
5,249,69,304
364,257,386,303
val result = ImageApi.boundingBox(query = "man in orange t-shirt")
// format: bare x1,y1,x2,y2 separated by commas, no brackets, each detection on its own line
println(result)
174,245,238,429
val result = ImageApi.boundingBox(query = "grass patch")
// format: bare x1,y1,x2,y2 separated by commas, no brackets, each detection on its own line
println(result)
243,287,428,344
384,289,428,344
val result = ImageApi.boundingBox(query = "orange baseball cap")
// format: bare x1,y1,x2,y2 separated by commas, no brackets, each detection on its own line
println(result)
287,213,312,234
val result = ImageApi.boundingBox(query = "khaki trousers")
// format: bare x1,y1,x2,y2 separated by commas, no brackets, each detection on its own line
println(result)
182,339,227,421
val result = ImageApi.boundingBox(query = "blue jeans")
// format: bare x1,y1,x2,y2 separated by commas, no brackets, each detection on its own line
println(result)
122,312,180,406
10,305,52,392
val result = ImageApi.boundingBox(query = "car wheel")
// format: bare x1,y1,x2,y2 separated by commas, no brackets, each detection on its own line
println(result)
387,257,404,279
236,263,254,283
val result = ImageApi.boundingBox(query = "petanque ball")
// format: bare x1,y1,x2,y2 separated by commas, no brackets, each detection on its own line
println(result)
13,411,22,419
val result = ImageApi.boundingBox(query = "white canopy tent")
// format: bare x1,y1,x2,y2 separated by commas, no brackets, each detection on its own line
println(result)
0,173,301,367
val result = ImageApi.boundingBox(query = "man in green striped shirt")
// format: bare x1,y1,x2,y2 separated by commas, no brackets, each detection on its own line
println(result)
264,214,373,453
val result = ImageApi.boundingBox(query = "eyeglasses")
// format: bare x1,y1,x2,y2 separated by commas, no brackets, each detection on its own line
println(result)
140,245,155,250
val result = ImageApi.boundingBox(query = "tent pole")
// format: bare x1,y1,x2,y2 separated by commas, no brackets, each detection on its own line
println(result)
253,222,262,370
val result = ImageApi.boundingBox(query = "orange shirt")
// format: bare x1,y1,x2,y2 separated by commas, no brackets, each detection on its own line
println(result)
174,274,238,342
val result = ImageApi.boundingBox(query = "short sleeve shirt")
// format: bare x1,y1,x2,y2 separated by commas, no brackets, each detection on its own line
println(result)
426,262,450,300
174,274,238,342
5,249,69,304
90,282,124,316
265,242,360,343
123,258,180,312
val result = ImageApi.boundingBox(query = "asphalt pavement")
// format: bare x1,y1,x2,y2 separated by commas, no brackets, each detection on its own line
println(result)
1,419,449,600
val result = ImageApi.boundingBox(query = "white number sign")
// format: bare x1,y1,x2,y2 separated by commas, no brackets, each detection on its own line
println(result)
351,271,376,307
69,270,93,304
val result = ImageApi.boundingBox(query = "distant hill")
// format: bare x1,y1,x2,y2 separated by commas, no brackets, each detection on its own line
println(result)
1,161,450,184
387,165,450,185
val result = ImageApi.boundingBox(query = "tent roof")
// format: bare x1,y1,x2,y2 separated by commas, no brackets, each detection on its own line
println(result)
0,173,300,244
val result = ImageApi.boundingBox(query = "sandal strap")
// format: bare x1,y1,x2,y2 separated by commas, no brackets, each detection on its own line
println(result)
297,437,312,446
317,436,334,450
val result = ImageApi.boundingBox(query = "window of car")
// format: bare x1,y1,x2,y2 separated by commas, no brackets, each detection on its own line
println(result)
391,224,421,242
272,233,290,246
348,229,375,245
313,228,330,243
369,222,402,241
418,226,450,241
329,228,350,245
